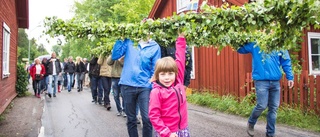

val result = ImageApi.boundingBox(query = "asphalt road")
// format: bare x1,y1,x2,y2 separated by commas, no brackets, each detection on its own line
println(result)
39,87,320,137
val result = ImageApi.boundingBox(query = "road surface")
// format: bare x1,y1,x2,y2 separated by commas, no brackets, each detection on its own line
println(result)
39,87,320,137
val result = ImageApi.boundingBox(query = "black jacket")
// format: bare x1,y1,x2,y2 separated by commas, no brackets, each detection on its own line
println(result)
42,60,49,76
46,58,62,75
75,61,86,73
160,45,193,87
89,57,100,77
64,62,76,74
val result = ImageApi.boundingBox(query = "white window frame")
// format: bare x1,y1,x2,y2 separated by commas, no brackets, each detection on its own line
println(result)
177,0,190,14
177,0,199,14
307,32,320,75
3,22,11,78
190,46,195,79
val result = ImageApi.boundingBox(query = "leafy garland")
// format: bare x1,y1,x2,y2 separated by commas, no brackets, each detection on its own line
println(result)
44,0,320,55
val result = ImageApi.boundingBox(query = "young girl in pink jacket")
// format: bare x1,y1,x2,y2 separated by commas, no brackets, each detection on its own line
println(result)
149,34,190,137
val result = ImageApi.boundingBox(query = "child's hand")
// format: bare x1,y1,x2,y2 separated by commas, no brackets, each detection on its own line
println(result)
170,133,178,137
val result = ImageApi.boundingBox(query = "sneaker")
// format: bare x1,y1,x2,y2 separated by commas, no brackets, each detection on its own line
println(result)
48,93,52,98
247,123,254,137
122,112,127,117
53,94,56,97
37,94,40,98
116,112,121,116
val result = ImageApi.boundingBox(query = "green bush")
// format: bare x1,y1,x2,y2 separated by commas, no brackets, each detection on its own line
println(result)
16,63,28,97
187,92,320,132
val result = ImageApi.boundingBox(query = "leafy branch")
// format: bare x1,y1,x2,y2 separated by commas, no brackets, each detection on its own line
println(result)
43,0,320,55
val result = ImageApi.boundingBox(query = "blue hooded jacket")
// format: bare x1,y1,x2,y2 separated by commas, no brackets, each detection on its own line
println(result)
112,38,161,88
237,42,294,81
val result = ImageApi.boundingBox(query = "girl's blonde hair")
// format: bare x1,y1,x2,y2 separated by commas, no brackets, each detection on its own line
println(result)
150,57,178,82
75,56,82,65
34,58,41,64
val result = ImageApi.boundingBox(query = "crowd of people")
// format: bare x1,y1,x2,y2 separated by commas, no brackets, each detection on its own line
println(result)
25,31,294,137
26,52,90,98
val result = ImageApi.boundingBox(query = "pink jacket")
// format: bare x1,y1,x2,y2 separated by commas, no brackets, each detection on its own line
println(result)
149,37,188,137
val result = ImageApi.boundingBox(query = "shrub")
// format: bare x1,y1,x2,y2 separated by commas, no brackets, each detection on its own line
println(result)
16,63,28,97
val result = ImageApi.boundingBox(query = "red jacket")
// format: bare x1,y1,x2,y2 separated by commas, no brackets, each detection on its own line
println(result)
149,37,188,137
29,64,46,80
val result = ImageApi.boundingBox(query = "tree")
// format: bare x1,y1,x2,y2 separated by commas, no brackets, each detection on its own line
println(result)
44,0,320,54
73,0,120,22
111,0,155,23
18,29,49,63
52,45,62,57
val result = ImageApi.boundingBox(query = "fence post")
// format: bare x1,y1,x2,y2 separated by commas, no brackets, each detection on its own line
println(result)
309,76,315,110
316,75,320,114
294,74,299,105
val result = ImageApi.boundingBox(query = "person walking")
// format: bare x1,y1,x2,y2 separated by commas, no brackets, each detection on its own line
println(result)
40,58,49,93
98,54,113,110
237,42,294,137
149,34,190,137
64,56,76,92
112,37,161,137
29,58,46,98
107,55,125,116
88,56,101,103
75,56,86,92
83,58,90,88
45,52,62,98
63,58,68,89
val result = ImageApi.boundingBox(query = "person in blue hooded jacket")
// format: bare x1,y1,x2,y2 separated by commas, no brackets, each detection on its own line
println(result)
238,42,294,137
112,38,161,137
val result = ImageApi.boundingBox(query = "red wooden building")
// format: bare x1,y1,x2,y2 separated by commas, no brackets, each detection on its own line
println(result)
0,0,29,114
148,0,320,102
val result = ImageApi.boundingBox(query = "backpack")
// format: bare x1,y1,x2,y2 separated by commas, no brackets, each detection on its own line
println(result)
89,64,100,77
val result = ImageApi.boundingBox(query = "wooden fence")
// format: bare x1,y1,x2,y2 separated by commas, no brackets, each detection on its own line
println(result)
245,71,320,114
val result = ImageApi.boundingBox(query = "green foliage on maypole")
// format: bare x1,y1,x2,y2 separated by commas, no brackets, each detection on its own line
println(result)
44,0,320,55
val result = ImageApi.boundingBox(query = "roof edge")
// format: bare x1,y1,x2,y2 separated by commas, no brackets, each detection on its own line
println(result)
148,0,163,19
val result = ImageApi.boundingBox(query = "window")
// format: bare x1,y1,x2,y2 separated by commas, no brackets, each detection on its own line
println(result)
3,22,10,78
177,0,199,14
308,32,320,75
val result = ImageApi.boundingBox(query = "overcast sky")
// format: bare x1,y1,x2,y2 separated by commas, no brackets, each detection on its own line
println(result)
29,0,77,53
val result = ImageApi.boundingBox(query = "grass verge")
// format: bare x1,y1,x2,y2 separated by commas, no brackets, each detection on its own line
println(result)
187,92,320,132
0,102,14,122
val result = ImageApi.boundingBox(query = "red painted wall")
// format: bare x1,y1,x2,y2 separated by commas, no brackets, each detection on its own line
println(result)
149,0,252,96
0,0,19,114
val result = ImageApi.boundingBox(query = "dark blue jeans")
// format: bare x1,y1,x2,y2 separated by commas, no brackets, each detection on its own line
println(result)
121,85,152,137
248,80,280,137
33,80,41,95
112,78,124,112
40,76,48,91
67,73,74,92
63,73,67,87
101,76,112,105
90,76,100,102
